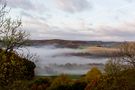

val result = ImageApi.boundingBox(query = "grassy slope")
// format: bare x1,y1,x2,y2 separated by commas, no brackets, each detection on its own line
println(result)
83,46,120,57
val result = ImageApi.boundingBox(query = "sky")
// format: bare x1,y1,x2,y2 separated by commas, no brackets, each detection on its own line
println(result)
2,0,135,41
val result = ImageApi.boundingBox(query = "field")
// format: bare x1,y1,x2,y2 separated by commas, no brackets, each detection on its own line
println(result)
69,46,120,57
83,46,120,57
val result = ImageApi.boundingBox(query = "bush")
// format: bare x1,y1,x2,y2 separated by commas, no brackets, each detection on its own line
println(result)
47,75,72,90
90,62,135,90
71,80,87,90
85,67,102,82
0,50,36,87
120,69,135,90
7,80,30,90
30,77,51,90
90,75,129,90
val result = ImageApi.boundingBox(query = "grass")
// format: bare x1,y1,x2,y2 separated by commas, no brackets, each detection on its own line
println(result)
83,46,120,57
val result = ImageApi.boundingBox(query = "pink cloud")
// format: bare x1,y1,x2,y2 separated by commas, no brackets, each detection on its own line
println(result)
55,0,91,13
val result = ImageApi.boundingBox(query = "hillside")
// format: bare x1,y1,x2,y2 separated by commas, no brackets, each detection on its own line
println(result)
27,39,121,48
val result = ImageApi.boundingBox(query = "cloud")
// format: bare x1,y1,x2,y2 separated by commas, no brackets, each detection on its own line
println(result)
21,11,34,18
95,22,135,41
22,15,135,41
56,0,91,13
49,21,135,41
4,0,134,41
3,0,34,10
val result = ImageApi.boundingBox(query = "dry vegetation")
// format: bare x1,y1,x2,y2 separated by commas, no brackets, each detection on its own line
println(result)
83,46,120,57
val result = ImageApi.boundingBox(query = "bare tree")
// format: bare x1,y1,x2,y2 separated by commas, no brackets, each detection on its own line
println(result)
0,18,29,52
0,3,6,30
104,58,125,75
0,3,29,53
104,42,135,75
120,42,135,68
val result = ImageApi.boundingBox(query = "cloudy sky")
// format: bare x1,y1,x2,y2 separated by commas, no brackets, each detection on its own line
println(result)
3,0,135,41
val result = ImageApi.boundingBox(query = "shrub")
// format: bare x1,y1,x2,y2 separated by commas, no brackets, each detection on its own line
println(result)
91,75,129,90
85,67,102,82
71,80,87,90
120,69,135,90
30,77,51,90
47,75,72,90
86,69,135,90
7,80,30,90
0,50,36,87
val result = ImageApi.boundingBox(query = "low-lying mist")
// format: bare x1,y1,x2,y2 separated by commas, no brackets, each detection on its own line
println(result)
18,45,107,76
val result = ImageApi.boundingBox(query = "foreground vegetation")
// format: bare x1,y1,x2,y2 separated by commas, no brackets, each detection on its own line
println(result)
1,64,135,90
0,1,135,90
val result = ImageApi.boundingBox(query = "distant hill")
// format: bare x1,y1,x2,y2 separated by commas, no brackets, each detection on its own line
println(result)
27,39,122,48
